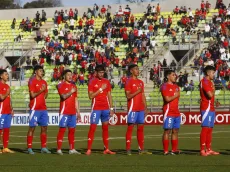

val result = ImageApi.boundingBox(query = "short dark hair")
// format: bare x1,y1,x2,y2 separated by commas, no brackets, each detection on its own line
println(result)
203,65,215,76
0,69,7,76
128,64,138,72
164,69,175,82
95,65,105,72
62,69,72,77
33,65,43,74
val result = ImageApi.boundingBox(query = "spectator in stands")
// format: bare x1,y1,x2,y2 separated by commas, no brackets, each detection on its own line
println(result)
184,82,191,92
204,23,211,37
189,80,195,91
79,72,85,86
173,6,179,15
36,11,40,22
32,57,38,67
26,57,31,66
101,5,106,19
11,18,16,29
120,73,127,89
41,10,47,22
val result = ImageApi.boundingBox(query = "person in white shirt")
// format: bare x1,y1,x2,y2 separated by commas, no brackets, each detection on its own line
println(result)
43,29,49,39
138,29,143,36
69,18,75,30
226,51,230,62
219,46,226,54
188,8,194,18
152,6,156,15
204,23,210,37
227,8,230,19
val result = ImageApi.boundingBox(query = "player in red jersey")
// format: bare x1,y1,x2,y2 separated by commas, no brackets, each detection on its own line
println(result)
27,65,50,154
200,65,220,156
56,69,81,155
0,69,14,153
161,70,181,155
86,65,115,155
125,64,150,155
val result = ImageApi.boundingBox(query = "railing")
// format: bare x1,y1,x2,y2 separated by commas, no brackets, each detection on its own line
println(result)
13,47,33,67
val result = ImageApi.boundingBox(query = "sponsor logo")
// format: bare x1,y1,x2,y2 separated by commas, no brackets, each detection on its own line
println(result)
109,114,118,125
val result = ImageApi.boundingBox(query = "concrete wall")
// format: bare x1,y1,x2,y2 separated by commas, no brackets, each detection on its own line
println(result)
0,0,219,20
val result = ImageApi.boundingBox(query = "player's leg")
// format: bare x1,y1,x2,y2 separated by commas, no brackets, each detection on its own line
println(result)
101,110,115,155
171,116,181,155
162,116,173,155
27,110,39,154
39,110,51,153
126,111,138,155
68,115,81,154
56,114,67,155
2,114,14,153
86,110,100,155
200,111,211,156
206,112,219,155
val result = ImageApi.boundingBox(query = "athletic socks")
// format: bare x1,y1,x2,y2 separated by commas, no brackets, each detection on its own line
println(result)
68,128,75,150
27,135,33,149
137,125,144,150
163,139,169,153
206,128,213,151
3,128,10,148
171,139,178,152
200,127,209,151
126,125,134,150
57,128,66,150
102,125,109,150
87,124,97,150
40,133,47,148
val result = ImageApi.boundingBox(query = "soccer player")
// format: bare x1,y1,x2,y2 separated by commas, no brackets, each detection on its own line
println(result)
86,65,115,155
161,70,180,155
56,69,81,155
125,64,150,155
27,65,50,154
200,65,220,156
0,69,14,153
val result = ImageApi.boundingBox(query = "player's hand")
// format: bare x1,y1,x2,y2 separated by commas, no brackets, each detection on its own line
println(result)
41,84,46,92
77,113,81,122
137,87,142,93
71,87,77,94
175,91,180,98
110,109,114,117
101,84,107,90
11,110,14,116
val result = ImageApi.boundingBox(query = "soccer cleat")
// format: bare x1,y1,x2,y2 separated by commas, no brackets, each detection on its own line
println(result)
171,150,181,155
164,151,170,156
200,150,208,156
138,150,152,155
28,148,35,155
41,148,51,154
69,149,81,155
126,150,132,156
103,149,116,155
3,148,15,153
85,149,91,156
206,150,220,155
57,150,63,155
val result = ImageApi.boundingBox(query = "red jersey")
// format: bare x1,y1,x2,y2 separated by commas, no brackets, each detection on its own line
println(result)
88,78,111,110
79,74,84,81
125,78,145,112
161,83,180,117
200,78,215,112
0,82,12,114
58,82,77,115
28,77,48,110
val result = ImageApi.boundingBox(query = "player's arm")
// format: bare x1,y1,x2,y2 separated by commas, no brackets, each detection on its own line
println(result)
162,92,180,103
125,88,142,100
0,88,10,101
203,82,214,99
75,97,81,121
60,88,76,100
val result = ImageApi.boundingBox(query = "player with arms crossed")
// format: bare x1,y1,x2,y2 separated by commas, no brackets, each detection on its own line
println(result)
125,64,150,155
200,65,220,156
56,69,81,155
0,69,14,153
27,65,50,154
161,70,181,155
86,65,115,155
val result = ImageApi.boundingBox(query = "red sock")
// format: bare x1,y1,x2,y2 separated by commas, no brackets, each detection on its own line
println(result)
126,125,134,151
200,127,209,151
27,135,33,149
3,128,10,148
206,128,213,151
171,139,178,152
57,128,66,150
40,133,47,148
87,124,97,150
0,129,2,141
163,140,169,153
68,128,75,150
102,125,109,150
137,125,144,150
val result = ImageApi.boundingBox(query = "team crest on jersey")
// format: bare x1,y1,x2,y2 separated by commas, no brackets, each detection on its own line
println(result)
133,84,136,87
65,88,68,90
169,89,173,91
36,84,39,87
95,84,98,88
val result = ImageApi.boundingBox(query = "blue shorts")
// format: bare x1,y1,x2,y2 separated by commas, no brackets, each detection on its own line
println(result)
163,116,181,129
127,111,145,124
91,110,110,124
59,115,77,128
29,110,48,127
0,114,12,129
201,111,215,128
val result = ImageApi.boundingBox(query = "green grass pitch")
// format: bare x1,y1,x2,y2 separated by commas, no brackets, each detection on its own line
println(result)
0,125,230,172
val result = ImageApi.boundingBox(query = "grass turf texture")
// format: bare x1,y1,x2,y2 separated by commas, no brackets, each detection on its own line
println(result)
0,125,230,172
